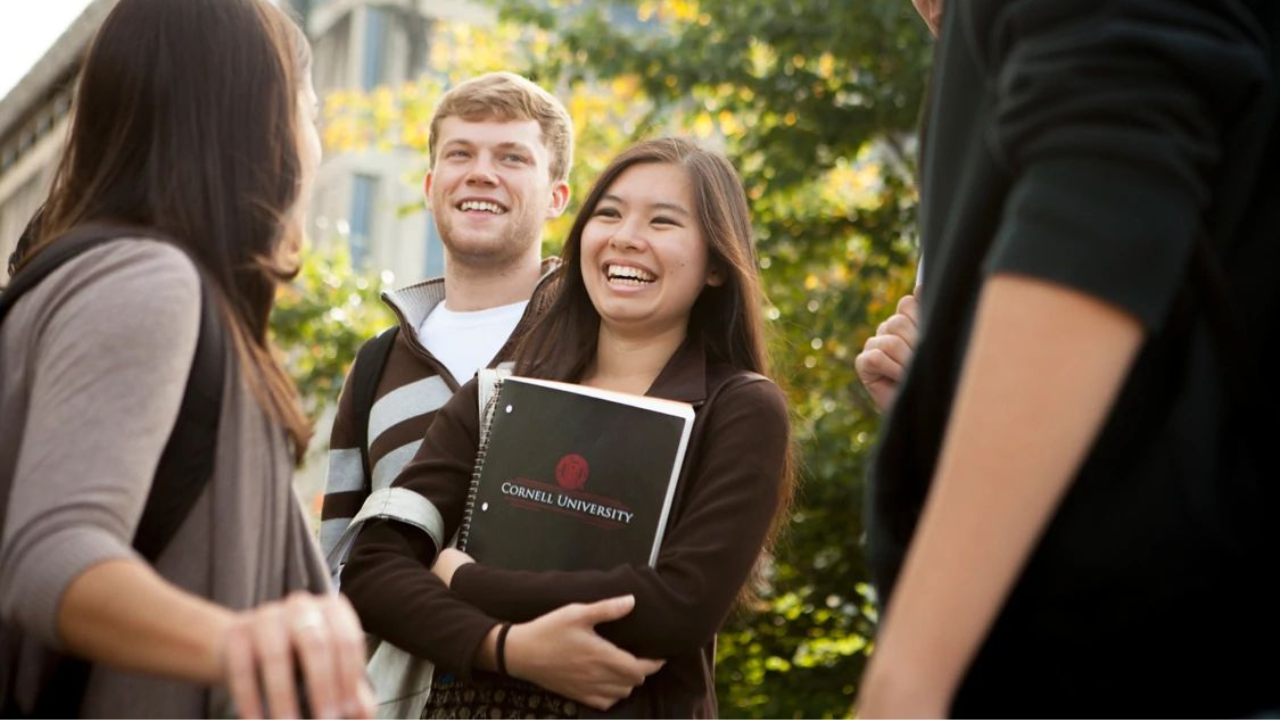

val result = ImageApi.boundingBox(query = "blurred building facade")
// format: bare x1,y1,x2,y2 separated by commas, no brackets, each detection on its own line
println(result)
0,0,118,265
0,0,489,288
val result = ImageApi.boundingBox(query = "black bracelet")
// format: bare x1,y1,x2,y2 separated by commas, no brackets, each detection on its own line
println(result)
496,622,513,677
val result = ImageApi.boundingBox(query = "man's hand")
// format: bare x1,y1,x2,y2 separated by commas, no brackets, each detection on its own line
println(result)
855,294,920,413
911,0,943,36
504,596,664,711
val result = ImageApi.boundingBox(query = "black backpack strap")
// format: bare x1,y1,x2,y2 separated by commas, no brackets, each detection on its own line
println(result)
351,326,399,484
132,274,227,561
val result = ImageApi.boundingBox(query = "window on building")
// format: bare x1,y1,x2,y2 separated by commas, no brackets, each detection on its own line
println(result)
350,174,378,269
361,7,388,91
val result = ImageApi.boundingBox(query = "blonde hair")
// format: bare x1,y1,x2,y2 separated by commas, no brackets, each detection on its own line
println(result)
428,72,574,183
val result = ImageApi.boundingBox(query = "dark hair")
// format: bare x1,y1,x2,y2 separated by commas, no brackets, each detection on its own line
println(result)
25,0,313,461
514,138,792,602
514,137,771,380
9,205,44,278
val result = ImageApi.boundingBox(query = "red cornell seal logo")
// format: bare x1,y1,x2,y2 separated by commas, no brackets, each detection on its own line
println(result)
555,453,589,490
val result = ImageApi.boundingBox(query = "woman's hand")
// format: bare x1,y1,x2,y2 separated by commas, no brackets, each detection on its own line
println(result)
503,595,664,711
431,548,476,588
221,591,374,720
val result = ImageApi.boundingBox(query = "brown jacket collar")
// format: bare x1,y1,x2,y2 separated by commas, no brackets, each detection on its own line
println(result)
645,337,710,407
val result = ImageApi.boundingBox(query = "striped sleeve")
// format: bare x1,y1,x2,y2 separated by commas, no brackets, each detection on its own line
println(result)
319,358,369,572
320,334,458,580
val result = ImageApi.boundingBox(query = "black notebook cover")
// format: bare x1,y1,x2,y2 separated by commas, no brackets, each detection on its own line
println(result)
459,376,695,571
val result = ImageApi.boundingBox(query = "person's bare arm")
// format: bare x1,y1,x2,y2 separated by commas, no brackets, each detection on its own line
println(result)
61,559,373,720
58,559,231,684
858,274,1143,717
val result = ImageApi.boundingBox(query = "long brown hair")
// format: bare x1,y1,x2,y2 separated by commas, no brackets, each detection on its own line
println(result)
515,137,771,380
27,0,313,461
515,138,793,601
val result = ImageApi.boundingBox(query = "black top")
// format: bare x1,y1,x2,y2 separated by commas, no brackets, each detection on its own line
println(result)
870,0,1280,716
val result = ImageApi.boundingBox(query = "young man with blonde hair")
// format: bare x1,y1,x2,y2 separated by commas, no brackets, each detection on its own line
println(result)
320,72,571,570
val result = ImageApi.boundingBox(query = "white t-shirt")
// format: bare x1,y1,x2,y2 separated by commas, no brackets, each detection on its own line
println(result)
418,299,529,384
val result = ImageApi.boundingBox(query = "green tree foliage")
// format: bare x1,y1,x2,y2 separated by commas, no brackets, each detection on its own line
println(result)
271,244,393,420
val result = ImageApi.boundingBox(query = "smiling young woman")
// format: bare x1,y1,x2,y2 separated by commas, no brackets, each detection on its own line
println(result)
578,161,725,392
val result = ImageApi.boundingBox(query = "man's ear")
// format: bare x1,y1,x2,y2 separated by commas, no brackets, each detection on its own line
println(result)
423,171,434,199
546,180,571,219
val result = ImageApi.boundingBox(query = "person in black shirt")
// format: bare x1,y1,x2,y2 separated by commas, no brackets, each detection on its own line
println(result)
860,0,1280,716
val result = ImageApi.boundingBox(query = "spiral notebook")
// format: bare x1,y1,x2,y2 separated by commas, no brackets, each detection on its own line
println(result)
457,376,695,571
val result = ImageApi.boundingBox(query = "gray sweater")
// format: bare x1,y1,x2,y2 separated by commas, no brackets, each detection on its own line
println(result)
0,240,329,717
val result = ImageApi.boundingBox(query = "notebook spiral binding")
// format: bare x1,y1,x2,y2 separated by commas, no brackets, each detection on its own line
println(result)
457,375,506,553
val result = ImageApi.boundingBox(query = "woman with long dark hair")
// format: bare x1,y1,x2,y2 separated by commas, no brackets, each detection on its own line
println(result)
342,137,793,717
0,0,371,717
